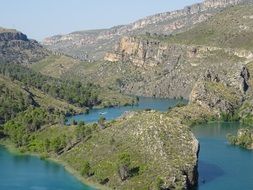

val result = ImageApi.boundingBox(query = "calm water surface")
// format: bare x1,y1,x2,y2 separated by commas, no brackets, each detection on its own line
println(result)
193,122,253,190
0,97,182,190
1,97,253,190
0,146,94,190
66,97,186,124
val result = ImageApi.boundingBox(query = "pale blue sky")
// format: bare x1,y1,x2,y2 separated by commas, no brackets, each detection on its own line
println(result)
0,0,202,40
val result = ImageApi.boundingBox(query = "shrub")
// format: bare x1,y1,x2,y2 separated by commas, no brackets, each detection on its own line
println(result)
118,152,131,167
72,120,78,125
81,161,91,177
155,177,164,190
220,112,240,122
175,101,187,108
98,116,106,129
117,152,131,181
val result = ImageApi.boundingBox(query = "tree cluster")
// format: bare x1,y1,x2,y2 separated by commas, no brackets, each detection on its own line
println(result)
0,63,101,108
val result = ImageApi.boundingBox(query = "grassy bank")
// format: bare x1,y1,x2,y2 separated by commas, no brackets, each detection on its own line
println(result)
0,138,108,190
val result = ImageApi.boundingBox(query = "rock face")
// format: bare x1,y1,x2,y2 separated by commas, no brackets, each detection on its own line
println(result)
105,36,187,68
99,33,251,100
189,64,249,113
0,31,28,41
98,3,253,103
43,0,250,60
42,3,253,116
0,28,49,64
61,111,199,189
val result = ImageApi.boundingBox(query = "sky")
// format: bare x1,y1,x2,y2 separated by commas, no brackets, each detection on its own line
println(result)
0,0,202,41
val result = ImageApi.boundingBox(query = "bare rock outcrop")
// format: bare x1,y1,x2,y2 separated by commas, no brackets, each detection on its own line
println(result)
43,0,250,60
189,65,249,114
0,28,49,64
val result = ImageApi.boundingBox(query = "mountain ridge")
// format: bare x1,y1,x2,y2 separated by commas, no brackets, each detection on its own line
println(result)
43,0,251,60
0,27,49,64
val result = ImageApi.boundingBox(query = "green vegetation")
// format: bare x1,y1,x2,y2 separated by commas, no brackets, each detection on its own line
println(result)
75,122,92,141
0,63,100,108
0,82,32,125
220,112,240,122
117,152,131,181
0,73,84,126
241,114,253,125
2,106,100,154
59,111,199,189
81,161,92,177
174,101,187,108
3,107,60,147
155,177,164,190
169,104,217,127
227,128,253,149
31,55,81,78
144,5,253,50
31,58,137,108
206,82,241,104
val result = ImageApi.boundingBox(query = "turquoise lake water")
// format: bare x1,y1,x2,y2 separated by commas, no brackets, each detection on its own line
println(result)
66,97,187,124
1,97,253,190
193,122,253,190
0,146,94,190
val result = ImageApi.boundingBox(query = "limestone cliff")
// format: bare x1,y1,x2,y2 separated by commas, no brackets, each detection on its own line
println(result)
100,4,253,106
43,0,251,60
0,28,49,64
189,67,248,114
43,3,253,117
100,33,251,101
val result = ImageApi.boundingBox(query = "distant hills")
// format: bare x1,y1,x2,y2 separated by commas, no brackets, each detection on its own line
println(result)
0,27,135,108
42,0,251,60
37,3,253,118
0,27,49,64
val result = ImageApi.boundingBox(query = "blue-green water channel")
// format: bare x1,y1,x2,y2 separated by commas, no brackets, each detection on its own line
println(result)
0,146,94,190
1,97,253,190
66,97,186,124
193,122,253,190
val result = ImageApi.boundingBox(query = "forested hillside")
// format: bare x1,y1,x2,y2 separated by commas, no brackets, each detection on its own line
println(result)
0,64,100,108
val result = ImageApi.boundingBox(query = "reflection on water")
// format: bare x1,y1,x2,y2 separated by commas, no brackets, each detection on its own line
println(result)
0,146,94,190
193,122,253,190
2,98,253,190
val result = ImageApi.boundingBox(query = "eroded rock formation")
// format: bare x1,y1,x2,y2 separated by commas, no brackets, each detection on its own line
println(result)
0,28,49,64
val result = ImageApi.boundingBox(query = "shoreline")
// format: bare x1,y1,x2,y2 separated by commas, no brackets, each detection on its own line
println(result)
0,140,109,190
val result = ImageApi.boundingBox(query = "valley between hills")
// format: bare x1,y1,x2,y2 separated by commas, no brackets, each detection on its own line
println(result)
1,0,253,190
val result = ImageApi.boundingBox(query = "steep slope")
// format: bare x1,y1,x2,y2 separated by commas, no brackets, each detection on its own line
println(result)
0,74,83,125
72,38,247,100
3,108,200,190
0,64,201,190
30,55,81,78
163,4,253,50
0,27,49,64
60,111,199,189
92,4,252,102
43,0,250,60
0,27,135,108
